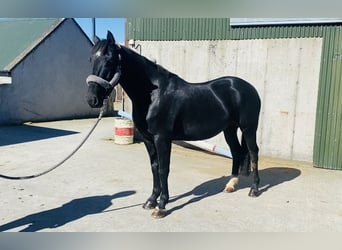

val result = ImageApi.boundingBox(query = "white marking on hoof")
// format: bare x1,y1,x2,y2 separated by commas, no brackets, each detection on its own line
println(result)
151,207,168,218
224,176,239,193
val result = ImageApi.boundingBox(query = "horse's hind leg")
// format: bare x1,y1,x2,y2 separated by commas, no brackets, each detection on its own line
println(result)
239,134,251,176
223,126,241,193
242,128,260,197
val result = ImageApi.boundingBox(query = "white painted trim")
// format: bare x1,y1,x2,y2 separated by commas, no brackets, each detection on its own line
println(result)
0,76,12,85
230,18,342,26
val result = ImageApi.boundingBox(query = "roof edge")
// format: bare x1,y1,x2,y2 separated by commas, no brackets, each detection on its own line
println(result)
4,18,65,71
70,18,94,46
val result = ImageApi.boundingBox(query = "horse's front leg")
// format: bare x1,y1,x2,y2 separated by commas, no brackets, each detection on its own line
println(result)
142,138,160,210
151,135,172,219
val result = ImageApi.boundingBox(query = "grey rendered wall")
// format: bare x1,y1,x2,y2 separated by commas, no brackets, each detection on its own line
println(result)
130,38,322,162
0,19,98,125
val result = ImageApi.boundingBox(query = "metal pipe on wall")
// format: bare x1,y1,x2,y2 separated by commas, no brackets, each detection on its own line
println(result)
92,18,96,43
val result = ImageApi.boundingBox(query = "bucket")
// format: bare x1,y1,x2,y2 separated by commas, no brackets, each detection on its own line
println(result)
114,117,134,145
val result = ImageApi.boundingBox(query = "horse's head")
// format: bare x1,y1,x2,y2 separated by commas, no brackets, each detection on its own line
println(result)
86,31,121,108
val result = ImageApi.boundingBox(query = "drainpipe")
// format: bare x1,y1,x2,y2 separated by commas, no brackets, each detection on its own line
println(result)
92,18,96,43
183,140,232,158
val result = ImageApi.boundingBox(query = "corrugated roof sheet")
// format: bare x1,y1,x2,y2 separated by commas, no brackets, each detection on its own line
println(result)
0,18,63,70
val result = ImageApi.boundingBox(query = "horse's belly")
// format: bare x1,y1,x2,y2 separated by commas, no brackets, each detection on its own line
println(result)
173,111,230,141
173,128,222,141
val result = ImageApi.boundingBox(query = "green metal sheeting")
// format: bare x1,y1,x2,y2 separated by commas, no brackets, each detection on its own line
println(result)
314,26,342,170
127,18,342,170
127,18,324,40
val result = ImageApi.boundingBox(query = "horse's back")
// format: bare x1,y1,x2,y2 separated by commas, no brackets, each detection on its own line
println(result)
208,76,259,98
213,76,261,127
166,76,260,140
216,76,261,129
199,76,261,114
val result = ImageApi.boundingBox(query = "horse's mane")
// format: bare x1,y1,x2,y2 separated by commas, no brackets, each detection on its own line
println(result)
94,39,178,85
122,45,176,82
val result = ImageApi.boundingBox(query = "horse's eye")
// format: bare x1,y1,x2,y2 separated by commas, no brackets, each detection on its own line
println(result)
89,57,92,63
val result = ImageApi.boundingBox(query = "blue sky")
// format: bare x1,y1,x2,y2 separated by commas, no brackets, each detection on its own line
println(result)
75,18,125,44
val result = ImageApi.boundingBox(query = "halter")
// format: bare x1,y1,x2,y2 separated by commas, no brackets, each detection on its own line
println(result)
86,52,122,92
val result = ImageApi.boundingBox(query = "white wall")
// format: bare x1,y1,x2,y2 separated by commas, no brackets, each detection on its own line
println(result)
132,38,322,162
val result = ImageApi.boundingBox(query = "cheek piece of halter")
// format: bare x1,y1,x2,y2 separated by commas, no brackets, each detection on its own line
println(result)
86,54,122,96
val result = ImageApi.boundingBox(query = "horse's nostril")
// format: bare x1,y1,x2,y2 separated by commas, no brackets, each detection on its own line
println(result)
87,96,99,107
92,97,98,106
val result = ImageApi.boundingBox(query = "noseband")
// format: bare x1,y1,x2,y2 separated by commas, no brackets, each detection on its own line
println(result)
86,54,122,92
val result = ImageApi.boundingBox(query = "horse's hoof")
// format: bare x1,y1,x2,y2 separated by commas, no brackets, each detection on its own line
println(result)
248,189,259,197
223,185,235,193
223,176,238,193
151,208,168,218
142,200,157,210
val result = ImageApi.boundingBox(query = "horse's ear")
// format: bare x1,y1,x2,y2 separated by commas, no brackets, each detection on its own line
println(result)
107,31,116,45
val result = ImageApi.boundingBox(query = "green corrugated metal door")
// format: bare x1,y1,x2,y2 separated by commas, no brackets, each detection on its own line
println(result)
314,26,342,170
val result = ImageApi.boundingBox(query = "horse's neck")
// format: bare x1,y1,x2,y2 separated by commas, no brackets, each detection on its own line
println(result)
119,48,156,104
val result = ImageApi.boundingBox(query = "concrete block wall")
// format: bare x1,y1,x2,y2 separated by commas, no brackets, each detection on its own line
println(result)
128,38,322,162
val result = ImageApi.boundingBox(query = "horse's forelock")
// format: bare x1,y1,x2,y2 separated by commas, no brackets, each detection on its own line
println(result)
92,40,109,57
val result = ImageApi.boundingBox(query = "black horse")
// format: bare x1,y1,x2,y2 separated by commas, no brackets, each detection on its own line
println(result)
86,31,261,218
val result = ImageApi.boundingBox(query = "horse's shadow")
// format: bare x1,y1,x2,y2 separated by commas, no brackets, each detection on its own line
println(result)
168,167,301,215
0,190,135,232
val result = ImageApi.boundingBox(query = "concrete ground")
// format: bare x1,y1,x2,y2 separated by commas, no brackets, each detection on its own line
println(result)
0,117,341,232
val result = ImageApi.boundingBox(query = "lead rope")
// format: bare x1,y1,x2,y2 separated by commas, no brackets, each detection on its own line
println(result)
0,98,109,180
